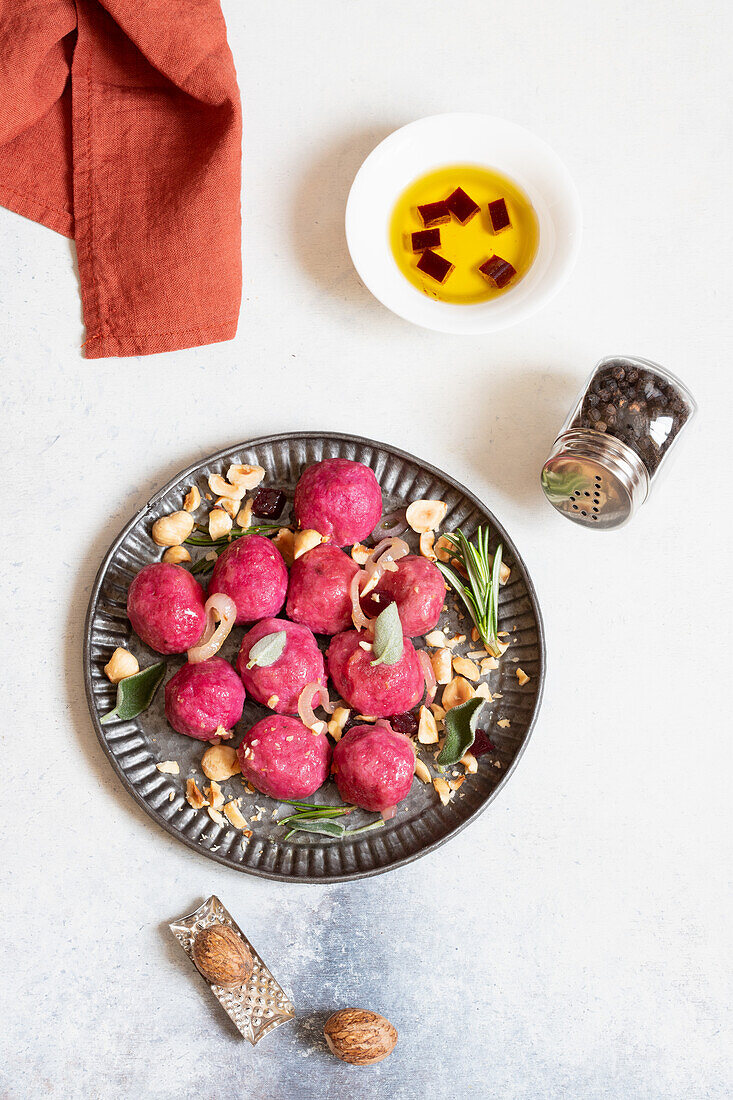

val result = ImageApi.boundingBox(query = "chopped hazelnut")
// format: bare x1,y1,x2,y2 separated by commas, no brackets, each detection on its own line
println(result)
201,744,240,781
481,656,499,673
442,676,474,710
227,464,265,491
204,780,225,810
216,496,239,519
497,718,511,728
208,472,246,500
293,529,323,559
266,694,279,709
460,752,478,774
430,703,446,723
272,527,295,565
327,706,350,742
236,498,253,528
152,510,194,547
207,806,225,825
425,630,447,648
406,499,448,534
351,544,371,565
417,705,439,744
183,485,201,512
223,800,248,829
474,683,492,700
103,647,139,684
419,531,437,561
156,760,179,775
448,776,466,791
414,758,432,783
430,648,453,685
209,508,232,540
433,777,453,805
162,545,191,565
186,779,206,810
452,656,480,682
516,668,530,686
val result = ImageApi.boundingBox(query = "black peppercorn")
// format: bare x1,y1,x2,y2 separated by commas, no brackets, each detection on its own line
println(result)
573,358,694,476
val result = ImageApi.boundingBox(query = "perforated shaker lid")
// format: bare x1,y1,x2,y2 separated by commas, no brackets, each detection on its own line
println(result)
541,429,650,530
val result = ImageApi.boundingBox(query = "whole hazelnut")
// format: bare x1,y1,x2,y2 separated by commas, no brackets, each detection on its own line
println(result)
323,1008,398,1065
191,923,253,989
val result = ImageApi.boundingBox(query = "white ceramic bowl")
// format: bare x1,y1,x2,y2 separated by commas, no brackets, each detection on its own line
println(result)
345,114,582,334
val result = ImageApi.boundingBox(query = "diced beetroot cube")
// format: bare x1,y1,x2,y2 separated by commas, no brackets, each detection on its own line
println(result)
388,711,419,737
471,729,495,758
488,197,511,233
479,254,516,289
411,228,441,252
416,249,454,284
417,201,450,227
446,187,480,225
252,488,286,518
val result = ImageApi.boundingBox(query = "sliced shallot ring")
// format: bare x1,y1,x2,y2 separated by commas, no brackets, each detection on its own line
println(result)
418,649,437,707
365,537,410,580
187,593,237,664
297,682,334,730
350,569,372,632
380,805,396,822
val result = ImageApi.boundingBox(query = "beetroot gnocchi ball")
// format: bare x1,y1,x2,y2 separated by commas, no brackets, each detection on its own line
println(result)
127,562,206,654
293,458,383,546
237,715,331,800
332,722,415,811
208,534,288,625
326,630,424,718
286,544,359,635
362,555,446,637
237,618,326,715
164,657,245,740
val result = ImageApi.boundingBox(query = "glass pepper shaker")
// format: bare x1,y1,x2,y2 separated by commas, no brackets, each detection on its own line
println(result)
541,355,697,529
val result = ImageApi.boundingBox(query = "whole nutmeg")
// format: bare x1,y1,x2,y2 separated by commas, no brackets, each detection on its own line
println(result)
323,1008,398,1065
191,923,253,989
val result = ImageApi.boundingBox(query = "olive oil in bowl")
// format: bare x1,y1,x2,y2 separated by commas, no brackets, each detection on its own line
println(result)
390,164,539,304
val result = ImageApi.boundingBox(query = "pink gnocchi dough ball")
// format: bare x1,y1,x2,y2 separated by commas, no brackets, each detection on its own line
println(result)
164,657,245,740
286,543,360,635
237,715,332,800
363,555,446,637
293,458,383,546
208,534,288,625
332,722,415,811
236,618,326,715
127,562,206,654
326,630,424,718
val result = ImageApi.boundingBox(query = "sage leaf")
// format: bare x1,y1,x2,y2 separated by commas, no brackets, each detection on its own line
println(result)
346,820,385,836
100,662,166,725
370,602,403,667
284,818,346,839
436,696,486,767
246,630,287,669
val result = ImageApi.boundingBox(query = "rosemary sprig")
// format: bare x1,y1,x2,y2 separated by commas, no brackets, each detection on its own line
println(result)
276,800,384,841
189,555,216,576
185,523,284,547
435,526,504,658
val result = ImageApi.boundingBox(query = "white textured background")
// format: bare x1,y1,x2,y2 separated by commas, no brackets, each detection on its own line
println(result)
1,1,731,1097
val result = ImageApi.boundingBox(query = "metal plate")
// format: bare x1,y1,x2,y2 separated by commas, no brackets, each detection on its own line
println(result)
84,432,545,882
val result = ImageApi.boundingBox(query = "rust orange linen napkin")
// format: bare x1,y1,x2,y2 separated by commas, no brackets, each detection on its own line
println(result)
0,0,241,358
